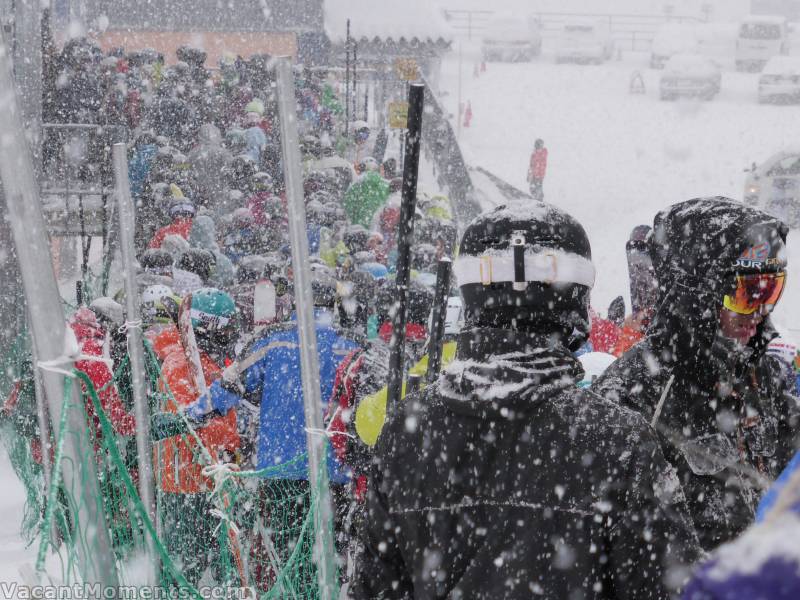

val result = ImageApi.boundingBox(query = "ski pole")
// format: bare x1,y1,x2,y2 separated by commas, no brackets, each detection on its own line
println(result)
387,83,424,410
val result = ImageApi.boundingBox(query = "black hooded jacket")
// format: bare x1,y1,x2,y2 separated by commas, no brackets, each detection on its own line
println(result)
592,197,799,551
351,327,701,599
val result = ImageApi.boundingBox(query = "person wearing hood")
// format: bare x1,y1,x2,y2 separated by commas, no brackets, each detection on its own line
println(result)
189,214,236,288
592,197,799,552
188,123,232,209
351,203,701,599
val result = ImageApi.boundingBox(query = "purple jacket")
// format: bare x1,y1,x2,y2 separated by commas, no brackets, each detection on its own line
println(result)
683,514,800,600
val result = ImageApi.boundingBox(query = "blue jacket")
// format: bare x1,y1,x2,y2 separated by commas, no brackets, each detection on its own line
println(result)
207,310,359,482
128,143,157,200
244,126,267,166
757,449,800,522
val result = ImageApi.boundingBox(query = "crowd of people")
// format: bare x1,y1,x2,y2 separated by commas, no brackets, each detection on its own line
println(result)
5,35,800,600
31,36,460,593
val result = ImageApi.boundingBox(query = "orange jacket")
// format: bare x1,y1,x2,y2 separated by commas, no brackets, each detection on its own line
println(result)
149,324,181,360
156,342,239,494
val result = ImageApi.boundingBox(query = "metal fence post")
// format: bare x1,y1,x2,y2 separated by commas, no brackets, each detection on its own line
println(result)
112,143,157,584
386,83,425,410
0,31,118,590
425,258,452,384
275,56,337,600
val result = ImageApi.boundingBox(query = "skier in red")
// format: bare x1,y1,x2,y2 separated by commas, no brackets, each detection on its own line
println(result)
148,186,195,249
527,138,548,200
69,307,136,438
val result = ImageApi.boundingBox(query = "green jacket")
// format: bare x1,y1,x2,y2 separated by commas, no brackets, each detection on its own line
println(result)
343,172,391,229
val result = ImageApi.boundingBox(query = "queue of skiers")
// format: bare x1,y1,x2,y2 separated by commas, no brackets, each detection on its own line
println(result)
4,35,800,599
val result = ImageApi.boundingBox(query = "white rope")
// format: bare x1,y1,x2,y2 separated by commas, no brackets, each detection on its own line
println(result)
304,426,358,441
37,353,114,377
117,319,143,334
209,507,241,537
201,461,241,495
201,462,245,537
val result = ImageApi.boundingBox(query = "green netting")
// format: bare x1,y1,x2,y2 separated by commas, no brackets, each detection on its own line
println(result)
0,334,337,598
0,331,46,545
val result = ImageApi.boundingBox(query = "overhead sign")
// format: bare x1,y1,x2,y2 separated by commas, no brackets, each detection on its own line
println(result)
388,101,409,129
394,57,420,81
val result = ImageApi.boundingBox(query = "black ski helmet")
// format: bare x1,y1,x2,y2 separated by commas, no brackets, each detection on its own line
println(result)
454,203,595,349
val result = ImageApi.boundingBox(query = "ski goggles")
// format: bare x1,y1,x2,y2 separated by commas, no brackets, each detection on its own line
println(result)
722,271,786,315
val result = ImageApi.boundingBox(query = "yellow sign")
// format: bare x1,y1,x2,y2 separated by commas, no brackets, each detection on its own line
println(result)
388,101,409,129
394,57,420,81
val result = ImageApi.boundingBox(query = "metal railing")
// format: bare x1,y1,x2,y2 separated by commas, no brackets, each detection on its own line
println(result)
443,9,703,51
40,123,128,237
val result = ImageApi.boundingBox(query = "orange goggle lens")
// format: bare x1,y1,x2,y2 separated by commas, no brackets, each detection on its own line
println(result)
723,272,786,315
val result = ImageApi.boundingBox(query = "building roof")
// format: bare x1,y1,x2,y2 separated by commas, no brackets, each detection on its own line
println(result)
85,0,323,32
324,0,452,44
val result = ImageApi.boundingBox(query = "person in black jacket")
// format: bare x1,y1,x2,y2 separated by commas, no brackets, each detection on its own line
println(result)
593,197,799,552
350,203,701,599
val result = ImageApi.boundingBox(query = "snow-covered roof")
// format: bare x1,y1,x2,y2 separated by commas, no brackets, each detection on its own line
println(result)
323,0,452,43
764,55,800,75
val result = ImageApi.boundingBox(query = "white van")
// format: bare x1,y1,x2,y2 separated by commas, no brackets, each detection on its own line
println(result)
481,13,543,62
555,20,614,64
736,15,790,72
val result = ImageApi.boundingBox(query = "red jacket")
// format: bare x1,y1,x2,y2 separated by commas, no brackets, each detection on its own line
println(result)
529,148,548,181
148,217,193,249
70,308,136,437
589,311,621,355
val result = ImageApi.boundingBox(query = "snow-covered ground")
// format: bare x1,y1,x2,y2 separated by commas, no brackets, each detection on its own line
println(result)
0,456,37,591
437,44,800,339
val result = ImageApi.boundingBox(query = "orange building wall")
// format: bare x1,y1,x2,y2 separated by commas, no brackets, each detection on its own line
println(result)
95,30,297,65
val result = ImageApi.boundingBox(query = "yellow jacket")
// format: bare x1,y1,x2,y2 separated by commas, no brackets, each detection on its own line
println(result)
355,341,457,446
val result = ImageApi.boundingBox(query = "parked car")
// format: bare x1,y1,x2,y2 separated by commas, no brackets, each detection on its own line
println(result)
759,56,800,104
744,150,800,227
660,54,722,101
736,15,790,72
481,13,542,62
651,23,699,69
555,21,614,64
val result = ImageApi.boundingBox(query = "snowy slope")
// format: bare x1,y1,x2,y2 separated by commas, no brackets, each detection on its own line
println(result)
437,46,800,339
